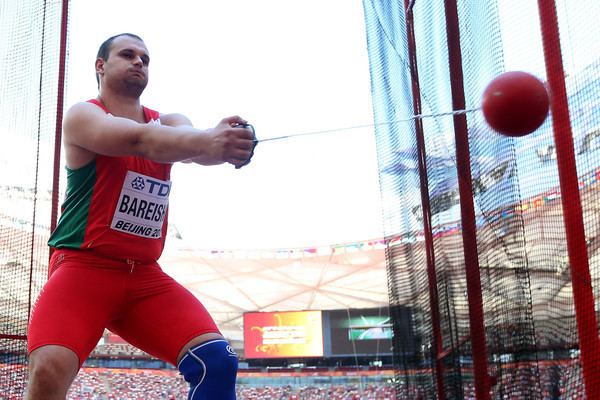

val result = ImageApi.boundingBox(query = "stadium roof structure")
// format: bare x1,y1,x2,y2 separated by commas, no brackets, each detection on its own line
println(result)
159,234,390,345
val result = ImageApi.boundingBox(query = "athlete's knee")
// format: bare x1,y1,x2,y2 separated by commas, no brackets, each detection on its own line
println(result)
27,346,79,399
177,339,238,399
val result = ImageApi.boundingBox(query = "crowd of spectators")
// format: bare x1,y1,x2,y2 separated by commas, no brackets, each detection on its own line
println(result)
91,343,150,358
490,360,584,400
0,360,587,399
0,364,27,400
236,384,395,400
66,369,186,399
0,366,395,400
66,370,397,400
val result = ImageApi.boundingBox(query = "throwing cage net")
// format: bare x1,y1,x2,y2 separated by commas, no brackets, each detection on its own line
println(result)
2,0,600,399
0,0,68,396
363,0,600,398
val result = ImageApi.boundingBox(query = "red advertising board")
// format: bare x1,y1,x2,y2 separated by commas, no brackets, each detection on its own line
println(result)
244,311,323,358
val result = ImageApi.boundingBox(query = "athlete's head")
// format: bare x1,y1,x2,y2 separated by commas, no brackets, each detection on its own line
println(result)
95,33,149,98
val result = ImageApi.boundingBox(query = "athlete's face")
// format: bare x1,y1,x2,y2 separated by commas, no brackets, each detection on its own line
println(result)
97,36,150,98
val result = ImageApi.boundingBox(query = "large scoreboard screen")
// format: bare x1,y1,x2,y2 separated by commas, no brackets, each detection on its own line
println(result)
325,308,394,356
243,310,324,359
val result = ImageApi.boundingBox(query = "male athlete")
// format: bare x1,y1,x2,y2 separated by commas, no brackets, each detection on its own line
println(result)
25,33,253,399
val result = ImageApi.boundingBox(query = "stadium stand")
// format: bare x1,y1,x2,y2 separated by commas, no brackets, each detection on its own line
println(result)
0,360,585,399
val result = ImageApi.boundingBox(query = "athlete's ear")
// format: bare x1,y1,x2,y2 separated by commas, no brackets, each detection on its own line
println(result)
95,58,105,80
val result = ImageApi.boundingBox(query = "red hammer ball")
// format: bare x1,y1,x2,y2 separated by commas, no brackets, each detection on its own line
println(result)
482,71,550,137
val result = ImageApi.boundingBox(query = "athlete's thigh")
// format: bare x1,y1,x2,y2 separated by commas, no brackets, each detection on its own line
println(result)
28,253,124,365
108,265,219,366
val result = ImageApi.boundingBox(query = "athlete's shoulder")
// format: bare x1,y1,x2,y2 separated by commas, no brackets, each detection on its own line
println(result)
159,112,193,127
67,100,107,116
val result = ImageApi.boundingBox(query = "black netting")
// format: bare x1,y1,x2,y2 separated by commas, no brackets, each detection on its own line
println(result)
363,0,600,398
0,1,67,396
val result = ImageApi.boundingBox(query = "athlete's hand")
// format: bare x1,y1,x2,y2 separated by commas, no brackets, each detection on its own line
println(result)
205,116,256,167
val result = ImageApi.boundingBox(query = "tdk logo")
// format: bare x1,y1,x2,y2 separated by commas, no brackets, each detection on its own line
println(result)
130,177,170,197
131,177,145,190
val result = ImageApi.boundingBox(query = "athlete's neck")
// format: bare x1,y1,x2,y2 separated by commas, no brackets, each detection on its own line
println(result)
96,93,145,123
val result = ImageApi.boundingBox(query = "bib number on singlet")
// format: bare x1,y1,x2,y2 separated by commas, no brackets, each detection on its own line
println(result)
111,171,171,239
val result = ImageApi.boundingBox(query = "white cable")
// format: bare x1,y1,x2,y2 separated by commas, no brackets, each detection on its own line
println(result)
256,107,481,143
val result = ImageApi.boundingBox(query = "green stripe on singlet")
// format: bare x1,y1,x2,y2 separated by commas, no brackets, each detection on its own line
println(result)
48,161,97,249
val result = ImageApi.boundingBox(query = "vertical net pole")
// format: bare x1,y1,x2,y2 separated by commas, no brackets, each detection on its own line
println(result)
403,2,446,399
442,0,490,398
537,1,600,397
50,0,69,236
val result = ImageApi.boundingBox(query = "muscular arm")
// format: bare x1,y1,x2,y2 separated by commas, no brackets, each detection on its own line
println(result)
63,102,254,169
160,112,226,165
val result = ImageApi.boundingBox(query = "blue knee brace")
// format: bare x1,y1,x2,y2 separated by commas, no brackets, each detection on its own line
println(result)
177,339,238,399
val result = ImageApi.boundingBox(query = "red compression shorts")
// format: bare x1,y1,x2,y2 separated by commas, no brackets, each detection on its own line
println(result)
28,249,220,367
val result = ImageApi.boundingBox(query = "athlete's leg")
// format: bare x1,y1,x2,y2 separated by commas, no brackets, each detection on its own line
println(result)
109,263,237,399
27,250,126,398
25,345,79,400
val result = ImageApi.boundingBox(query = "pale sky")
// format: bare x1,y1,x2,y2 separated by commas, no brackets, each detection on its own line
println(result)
63,0,600,251
66,0,383,250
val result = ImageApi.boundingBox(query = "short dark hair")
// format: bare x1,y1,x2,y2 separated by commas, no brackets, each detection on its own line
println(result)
96,33,144,85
